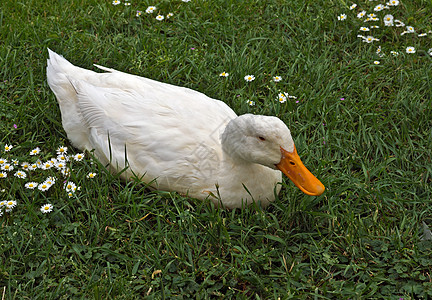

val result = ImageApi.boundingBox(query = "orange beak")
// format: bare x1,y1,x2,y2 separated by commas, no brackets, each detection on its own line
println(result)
276,146,325,196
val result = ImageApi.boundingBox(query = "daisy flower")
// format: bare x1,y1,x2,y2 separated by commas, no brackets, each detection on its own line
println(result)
57,154,69,162
56,146,67,154
390,51,399,56
40,204,53,214
219,72,229,77
273,76,282,82
373,61,380,65
11,159,19,166
74,153,85,161
277,93,287,103
357,11,366,18
359,27,370,32
246,100,255,106
374,4,385,11
20,162,29,170
65,181,77,192
25,182,38,189
1,164,13,172
38,182,51,192
349,4,357,10
45,176,56,186
387,0,399,6
14,171,27,179
145,6,156,14
28,163,38,171
87,172,97,179
136,11,142,17
406,26,415,33
0,200,6,207
6,200,17,209
418,33,427,37
61,168,71,177
182,0,191,2
0,172,7,179
54,161,66,170
383,14,393,25
337,14,347,21
156,15,164,21
363,36,379,43
4,144,13,152
40,161,54,170
0,158,6,165
244,75,255,82
406,47,415,54
124,1,131,5
167,12,174,18
394,19,405,27
112,0,120,5
30,147,41,155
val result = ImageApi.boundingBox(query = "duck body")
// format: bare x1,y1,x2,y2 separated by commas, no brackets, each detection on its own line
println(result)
47,49,324,209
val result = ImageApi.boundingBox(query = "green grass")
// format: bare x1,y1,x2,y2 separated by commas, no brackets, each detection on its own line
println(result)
1,0,432,298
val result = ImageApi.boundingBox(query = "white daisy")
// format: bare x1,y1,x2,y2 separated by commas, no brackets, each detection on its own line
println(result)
40,204,53,214
6,200,17,209
1,164,13,172
406,47,415,54
357,11,366,18
87,172,97,179
0,172,7,179
244,75,255,82
418,33,427,37
374,4,385,11
38,182,51,192
273,76,282,82
359,27,370,32
57,154,69,162
74,153,85,161
64,181,77,192
390,51,399,56
112,0,120,5
337,14,347,21
4,144,13,152
30,147,41,155
56,146,67,154
14,171,27,179
25,182,38,189
277,93,287,103
363,36,379,43
349,4,357,10
145,6,156,14
167,12,174,18
387,0,399,6
156,15,164,21
21,162,30,170
0,158,7,165
219,72,229,77
246,100,255,106
373,61,380,65
136,11,142,17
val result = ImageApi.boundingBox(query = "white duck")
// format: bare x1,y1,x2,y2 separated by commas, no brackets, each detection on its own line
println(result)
46,49,324,209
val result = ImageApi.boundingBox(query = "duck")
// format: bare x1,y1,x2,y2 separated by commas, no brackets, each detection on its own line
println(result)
46,49,325,209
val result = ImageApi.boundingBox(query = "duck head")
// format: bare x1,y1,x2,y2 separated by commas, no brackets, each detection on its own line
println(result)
221,114,325,196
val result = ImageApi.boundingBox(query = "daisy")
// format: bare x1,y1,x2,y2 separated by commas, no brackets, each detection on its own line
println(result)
25,182,38,189
0,172,7,179
45,176,56,186
244,75,255,82
418,33,427,37
4,144,13,152
124,1,131,5
74,153,85,161
349,4,357,10
6,200,17,209
246,100,255,106
406,26,415,33
54,161,66,170
359,27,370,32
156,15,164,21
1,164,13,172
387,0,399,6
167,12,174,18
363,36,379,43
374,4,385,11
136,11,142,17
357,11,366,18
337,14,347,21
182,0,191,2
219,72,229,77
65,181,77,192
390,51,399,56
57,154,69,162
288,95,298,99
11,159,19,166
273,76,282,82
28,163,38,171
14,171,27,179
60,168,70,177
30,147,41,155
383,14,393,23
20,162,29,170
40,204,53,214
56,146,67,154
373,61,380,65
0,158,6,165
406,47,415,54
38,182,51,192
0,200,6,207
394,19,405,27
277,93,287,103
371,25,379,29
87,172,97,179
145,6,156,14
112,0,120,5
40,161,53,170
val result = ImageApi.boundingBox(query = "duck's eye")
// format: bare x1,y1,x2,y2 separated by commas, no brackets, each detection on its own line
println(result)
258,136,266,141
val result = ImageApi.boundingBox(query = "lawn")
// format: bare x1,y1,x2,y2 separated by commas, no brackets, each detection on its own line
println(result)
1,0,432,298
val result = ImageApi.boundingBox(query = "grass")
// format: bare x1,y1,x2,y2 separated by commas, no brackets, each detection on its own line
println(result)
1,0,432,298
